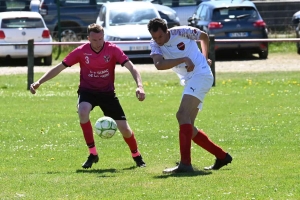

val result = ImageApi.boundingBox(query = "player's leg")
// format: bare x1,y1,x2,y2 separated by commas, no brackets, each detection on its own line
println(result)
100,93,146,167
115,120,146,167
177,94,201,164
191,109,232,170
78,92,99,169
189,74,232,170
163,94,199,174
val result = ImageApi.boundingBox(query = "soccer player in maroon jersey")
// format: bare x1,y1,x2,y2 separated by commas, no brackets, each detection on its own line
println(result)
30,23,146,169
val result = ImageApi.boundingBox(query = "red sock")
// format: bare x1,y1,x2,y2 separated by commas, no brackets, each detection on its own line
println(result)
123,132,139,155
192,129,226,159
80,120,95,148
179,124,193,165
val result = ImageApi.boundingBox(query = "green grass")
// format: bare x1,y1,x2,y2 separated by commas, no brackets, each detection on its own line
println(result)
269,42,296,53
0,71,299,199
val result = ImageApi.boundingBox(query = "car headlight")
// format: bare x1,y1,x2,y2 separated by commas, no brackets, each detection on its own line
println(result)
105,36,121,41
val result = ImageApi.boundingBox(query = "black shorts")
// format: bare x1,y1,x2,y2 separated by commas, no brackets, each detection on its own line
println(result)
78,90,126,120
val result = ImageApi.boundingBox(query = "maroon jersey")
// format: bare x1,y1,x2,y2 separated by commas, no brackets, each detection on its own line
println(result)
63,42,129,92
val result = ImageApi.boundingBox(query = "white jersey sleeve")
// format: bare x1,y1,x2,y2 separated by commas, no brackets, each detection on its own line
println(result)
149,40,163,56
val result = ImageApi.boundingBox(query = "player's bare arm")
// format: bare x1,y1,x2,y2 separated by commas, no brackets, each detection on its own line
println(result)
151,54,195,72
124,60,145,101
198,31,211,66
30,62,67,94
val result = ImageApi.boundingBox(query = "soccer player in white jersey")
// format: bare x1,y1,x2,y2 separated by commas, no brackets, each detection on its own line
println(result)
147,17,232,173
30,23,146,169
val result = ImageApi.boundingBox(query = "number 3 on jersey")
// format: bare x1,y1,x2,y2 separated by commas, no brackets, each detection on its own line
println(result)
85,56,89,64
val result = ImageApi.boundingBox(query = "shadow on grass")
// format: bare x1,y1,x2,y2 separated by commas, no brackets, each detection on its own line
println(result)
76,168,117,174
122,166,137,171
153,169,212,179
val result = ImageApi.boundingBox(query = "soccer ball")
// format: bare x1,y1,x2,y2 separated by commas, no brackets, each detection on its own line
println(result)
94,116,117,139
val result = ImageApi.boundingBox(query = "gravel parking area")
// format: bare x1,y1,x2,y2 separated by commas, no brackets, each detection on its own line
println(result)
0,53,298,75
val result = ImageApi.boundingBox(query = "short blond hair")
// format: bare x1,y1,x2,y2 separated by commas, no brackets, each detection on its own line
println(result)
87,23,104,35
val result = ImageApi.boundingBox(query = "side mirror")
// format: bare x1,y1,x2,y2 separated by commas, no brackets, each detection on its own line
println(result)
292,11,300,24
292,17,300,25
96,18,104,27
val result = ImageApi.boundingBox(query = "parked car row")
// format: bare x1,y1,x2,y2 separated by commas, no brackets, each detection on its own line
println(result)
0,0,180,61
38,0,180,41
1,0,299,63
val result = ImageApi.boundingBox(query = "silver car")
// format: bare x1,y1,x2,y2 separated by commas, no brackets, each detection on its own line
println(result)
96,1,160,59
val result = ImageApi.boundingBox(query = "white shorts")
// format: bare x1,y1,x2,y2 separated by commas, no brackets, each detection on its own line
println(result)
182,73,214,111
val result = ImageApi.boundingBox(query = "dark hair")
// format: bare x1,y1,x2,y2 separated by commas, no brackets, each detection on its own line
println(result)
147,17,168,33
87,23,104,35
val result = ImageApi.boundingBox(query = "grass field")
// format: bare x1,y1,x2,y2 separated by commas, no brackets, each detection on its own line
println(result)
0,71,299,199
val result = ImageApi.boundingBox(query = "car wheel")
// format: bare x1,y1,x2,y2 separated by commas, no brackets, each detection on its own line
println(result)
60,29,80,42
259,50,268,59
44,55,52,66
34,58,43,65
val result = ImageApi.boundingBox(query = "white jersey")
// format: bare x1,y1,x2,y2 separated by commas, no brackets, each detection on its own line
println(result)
150,26,212,85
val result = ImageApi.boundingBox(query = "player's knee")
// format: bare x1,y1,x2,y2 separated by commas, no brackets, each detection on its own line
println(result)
78,106,90,119
176,110,186,122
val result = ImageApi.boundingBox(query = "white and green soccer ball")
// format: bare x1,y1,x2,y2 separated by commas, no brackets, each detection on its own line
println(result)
94,116,117,139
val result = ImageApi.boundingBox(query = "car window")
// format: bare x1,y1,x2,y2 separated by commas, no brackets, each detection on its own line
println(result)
199,5,209,21
110,9,157,25
1,18,44,28
212,7,259,21
0,0,31,11
99,6,106,27
195,5,203,18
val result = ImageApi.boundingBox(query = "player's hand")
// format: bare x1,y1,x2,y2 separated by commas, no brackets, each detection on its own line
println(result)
207,59,212,66
30,81,41,94
184,57,195,72
136,86,145,101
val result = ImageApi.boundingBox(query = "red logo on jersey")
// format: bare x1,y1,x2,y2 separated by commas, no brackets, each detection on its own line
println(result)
177,42,185,51
104,55,110,63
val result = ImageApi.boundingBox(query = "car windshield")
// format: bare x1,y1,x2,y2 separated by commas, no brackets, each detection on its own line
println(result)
0,0,31,12
109,8,157,26
212,7,259,21
1,18,44,28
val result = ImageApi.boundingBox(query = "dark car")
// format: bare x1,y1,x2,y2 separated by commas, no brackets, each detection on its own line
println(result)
292,10,300,54
188,0,269,59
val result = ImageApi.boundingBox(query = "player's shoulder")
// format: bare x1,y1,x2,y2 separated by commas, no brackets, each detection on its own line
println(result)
72,43,90,52
104,41,118,48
